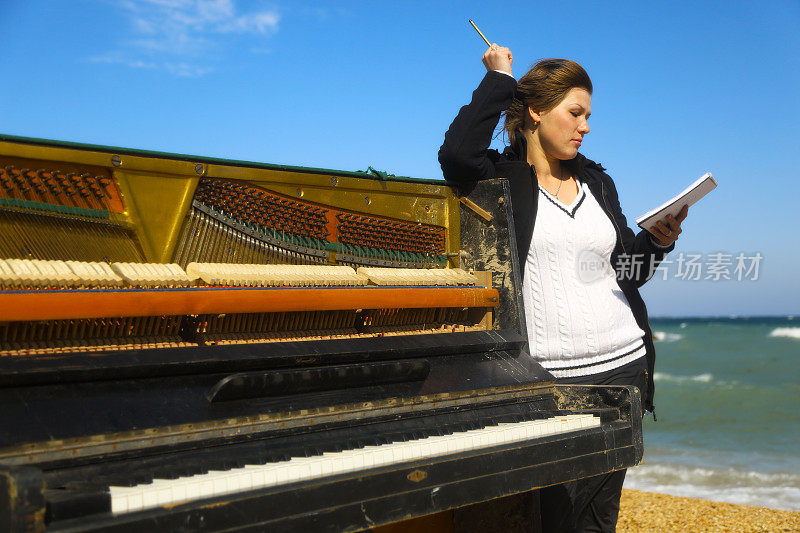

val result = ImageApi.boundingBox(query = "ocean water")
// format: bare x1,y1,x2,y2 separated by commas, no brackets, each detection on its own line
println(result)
623,316,800,511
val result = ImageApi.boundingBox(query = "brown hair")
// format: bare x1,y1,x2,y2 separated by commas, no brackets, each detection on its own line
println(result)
504,58,593,147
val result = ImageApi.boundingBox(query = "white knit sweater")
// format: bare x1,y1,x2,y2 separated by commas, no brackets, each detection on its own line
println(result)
523,180,646,378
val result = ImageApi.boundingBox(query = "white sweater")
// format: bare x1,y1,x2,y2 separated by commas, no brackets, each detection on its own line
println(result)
523,180,646,378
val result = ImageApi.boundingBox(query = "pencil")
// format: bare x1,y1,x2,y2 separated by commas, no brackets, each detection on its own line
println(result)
468,20,492,47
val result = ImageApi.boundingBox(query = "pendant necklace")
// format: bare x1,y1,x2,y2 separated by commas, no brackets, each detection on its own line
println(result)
554,166,567,198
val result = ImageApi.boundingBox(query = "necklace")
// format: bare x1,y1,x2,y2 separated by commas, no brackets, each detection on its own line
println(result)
554,176,564,198
554,166,568,198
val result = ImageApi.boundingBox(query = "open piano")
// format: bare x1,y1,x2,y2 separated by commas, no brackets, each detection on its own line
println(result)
0,135,643,532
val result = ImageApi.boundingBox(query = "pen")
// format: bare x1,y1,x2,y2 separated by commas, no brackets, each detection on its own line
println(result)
468,20,492,47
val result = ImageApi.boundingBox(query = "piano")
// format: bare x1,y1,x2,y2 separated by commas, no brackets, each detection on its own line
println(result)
0,134,643,532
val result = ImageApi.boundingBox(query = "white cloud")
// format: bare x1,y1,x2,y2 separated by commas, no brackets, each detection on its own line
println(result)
221,11,280,34
98,0,280,76
165,62,214,77
87,54,158,70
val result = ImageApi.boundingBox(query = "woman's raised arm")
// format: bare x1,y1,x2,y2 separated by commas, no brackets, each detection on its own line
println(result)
438,45,517,186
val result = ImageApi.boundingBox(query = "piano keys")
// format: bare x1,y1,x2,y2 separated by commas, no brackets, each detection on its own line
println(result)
109,414,602,514
0,134,643,532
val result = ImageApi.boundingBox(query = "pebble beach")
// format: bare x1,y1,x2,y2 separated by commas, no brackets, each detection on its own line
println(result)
618,489,800,532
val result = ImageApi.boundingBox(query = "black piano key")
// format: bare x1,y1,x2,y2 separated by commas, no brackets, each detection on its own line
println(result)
184,465,205,476
95,473,151,487
523,412,549,421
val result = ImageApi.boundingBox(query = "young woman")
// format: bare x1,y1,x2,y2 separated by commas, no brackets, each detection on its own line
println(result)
438,45,687,532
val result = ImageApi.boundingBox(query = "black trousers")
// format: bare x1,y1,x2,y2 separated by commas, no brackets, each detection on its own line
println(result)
539,356,648,533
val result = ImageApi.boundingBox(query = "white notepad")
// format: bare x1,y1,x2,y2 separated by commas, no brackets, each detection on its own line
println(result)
635,172,717,229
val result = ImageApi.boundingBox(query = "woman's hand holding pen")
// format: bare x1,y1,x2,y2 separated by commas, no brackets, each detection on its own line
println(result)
649,205,689,247
482,44,513,76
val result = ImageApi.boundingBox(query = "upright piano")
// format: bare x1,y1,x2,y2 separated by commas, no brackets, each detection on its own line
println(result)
0,135,643,532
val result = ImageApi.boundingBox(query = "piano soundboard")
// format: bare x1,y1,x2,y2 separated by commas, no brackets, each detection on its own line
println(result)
0,135,643,532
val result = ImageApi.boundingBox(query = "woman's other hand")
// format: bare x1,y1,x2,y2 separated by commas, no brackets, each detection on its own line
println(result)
649,205,688,247
482,44,513,76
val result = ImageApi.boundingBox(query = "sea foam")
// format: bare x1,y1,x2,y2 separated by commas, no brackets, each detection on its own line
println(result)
653,372,714,383
653,331,683,342
769,327,800,340
625,463,800,511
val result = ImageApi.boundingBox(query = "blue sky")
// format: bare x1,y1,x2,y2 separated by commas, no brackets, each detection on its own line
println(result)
1,0,798,316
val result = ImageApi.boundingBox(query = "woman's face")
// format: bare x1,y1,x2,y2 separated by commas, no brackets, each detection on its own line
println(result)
533,87,592,160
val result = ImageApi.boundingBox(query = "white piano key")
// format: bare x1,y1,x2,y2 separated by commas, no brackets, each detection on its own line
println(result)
155,485,175,506
263,467,280,488
184,478,201,501
197,473,224,500
348,453,365,470
170,482,188,505
242,465,265,487
127,489,145,512
464,433,483,451
308,458,325,477
209,470,234,495
108,486,137,514
274,464,294,484
197,478,215,500
429,440,449,456
288,463,313,482
390,445,409,462
140,484,162,509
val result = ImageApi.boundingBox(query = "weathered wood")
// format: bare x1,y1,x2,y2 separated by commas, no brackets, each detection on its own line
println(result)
0,466,45,533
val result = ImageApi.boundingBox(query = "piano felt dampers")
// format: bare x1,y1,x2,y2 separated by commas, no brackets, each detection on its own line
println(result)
0,259,479,290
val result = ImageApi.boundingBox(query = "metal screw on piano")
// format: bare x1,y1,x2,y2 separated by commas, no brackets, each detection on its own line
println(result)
0,134,643,532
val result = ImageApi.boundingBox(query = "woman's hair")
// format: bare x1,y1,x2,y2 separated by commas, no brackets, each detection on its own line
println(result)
504,58,593,146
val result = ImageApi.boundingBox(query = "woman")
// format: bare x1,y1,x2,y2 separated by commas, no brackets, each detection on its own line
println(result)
438,45,687,532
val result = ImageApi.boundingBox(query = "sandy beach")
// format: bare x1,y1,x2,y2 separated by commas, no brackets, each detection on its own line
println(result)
619,489,800,532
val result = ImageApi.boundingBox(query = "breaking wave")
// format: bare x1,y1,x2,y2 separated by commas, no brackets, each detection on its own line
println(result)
625,463,800,511
653,372,714,384
652,331,683,342
769,327,800,340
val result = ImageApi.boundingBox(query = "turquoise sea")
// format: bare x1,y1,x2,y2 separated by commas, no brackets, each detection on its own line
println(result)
623,316,800,511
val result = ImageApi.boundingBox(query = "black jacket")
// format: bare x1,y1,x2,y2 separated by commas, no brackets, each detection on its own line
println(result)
438,71,672,413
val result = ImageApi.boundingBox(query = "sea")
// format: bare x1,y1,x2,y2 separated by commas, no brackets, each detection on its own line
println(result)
622,316,800,512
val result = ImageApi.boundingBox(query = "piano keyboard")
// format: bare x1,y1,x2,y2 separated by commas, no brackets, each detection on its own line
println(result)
109,413,600,514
